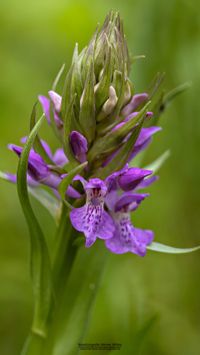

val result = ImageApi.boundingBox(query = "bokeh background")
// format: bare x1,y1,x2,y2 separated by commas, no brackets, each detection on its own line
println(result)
0,0,200,354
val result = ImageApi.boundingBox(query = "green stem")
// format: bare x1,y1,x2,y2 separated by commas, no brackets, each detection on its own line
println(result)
52,203,78,296
45,241,109,355
21,332,46,355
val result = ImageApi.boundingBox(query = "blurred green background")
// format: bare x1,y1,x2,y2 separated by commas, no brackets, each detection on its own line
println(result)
0,0,200,354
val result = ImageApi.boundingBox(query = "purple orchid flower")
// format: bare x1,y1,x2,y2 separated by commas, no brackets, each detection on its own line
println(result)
105,190,154,256
70,178,115,247
106,166,152,192
7,142,81,199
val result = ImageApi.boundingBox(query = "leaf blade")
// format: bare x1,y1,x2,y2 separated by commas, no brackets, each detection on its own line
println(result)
58,161,87,200
148,242,200,254
17,114,53,336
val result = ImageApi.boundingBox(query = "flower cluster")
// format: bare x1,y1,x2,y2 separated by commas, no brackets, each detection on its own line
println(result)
2,12,163,256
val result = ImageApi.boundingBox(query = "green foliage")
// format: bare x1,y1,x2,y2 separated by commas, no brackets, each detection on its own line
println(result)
17,115,53,349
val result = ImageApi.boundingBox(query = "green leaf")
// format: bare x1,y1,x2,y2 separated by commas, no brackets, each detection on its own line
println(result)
144,150,170,174
162,82,191,108
29,187,60,219
95,44,112,111
148,72,165,100
0,172,59,219
52,64,65,91
148,242,200,254
79,59,96,143
58,161,87,200
17,114,53,337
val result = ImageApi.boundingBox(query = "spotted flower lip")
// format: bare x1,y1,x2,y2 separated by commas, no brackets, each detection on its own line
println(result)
70,178,114,247
105,185,154,256
105,214,154,256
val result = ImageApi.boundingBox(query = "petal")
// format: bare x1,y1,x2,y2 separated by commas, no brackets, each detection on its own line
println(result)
70,205,86,232
21,137,53,159
8,144,49,180
53,148,68,167
38,95,50,123
136,175,159,190
121,93,148,116
48,90,62,112
130,228,154,256
97,211,115,240
69,131,88,163
118,167,152,191
105,231,130,254
105,165,128,192
129,127,161,161
85,178,107,194
105,213,154,256
114,193,149,212
134,228,154,245
105,189,119,211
